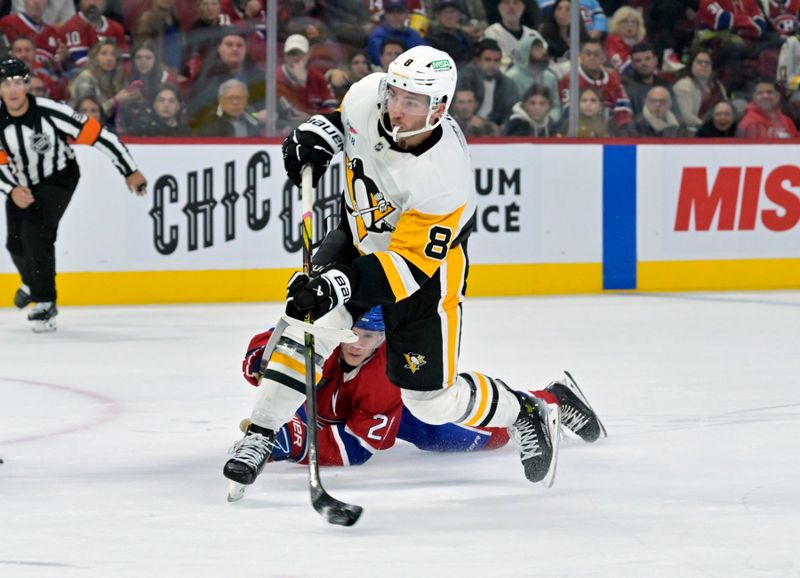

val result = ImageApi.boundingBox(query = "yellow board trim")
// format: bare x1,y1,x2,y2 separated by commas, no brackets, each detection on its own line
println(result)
468,263,602,296
0,263,601,306
639,259,800,291
2,260,795,306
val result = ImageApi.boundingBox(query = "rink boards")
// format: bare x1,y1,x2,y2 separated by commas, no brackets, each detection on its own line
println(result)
0,141,798,305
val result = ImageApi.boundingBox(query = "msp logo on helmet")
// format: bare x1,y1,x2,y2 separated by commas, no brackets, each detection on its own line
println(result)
429,59,451,71
403,352,427,374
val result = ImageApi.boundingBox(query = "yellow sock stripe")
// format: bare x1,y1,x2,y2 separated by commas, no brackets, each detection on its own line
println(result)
375,252,410,301
270,351,321,383
464,372,490,426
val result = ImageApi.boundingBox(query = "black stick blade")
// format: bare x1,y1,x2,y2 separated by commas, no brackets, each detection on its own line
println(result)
312,492,363,527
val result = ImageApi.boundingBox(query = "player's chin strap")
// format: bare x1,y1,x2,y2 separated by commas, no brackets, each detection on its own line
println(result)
386,111,443,142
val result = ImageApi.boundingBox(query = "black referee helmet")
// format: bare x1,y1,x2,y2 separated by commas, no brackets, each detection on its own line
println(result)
0,59,30,83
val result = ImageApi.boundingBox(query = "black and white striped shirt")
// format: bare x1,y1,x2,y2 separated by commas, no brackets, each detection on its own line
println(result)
0,95,137,195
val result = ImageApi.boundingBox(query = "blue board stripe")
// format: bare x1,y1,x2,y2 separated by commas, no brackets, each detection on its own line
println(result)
603,145,637,290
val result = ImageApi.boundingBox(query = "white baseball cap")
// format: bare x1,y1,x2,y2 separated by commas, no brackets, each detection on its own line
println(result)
284,34,309,54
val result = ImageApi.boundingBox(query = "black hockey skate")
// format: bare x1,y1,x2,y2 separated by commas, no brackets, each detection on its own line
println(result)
27,302,57,333
223,424,276,487
509,391,560,487
14,285,31,309
546,371,607,442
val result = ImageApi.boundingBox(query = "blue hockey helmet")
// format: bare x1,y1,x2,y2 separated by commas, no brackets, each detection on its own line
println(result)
353,307,384,332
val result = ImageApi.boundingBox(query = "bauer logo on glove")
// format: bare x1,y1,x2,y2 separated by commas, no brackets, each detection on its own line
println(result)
285,267,352,321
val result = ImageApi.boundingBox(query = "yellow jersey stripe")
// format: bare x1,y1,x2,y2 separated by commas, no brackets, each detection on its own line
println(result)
375,251,410,301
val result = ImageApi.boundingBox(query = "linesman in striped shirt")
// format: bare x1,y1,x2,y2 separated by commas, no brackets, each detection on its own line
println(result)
0,58,147,332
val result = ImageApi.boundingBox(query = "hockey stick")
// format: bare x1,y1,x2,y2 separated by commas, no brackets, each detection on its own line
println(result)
299,164,363,527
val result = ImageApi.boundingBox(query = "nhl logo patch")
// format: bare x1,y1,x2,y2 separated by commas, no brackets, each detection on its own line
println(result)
403,353,426,374
30,133,52,154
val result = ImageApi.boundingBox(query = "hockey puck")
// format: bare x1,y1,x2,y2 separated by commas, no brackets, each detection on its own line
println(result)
0,458,4,464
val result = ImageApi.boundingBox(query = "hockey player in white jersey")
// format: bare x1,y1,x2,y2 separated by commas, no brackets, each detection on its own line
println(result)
224,46,562,489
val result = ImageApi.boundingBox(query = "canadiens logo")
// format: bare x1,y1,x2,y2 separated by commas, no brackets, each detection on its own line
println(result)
345,156,396,240
29,133,52,154
403,353,426,374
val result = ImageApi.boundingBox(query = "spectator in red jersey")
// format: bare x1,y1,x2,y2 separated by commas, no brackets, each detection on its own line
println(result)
558,38,633,130
62,0,130,68
184,0,231,81
68,38,131,123
187,27,266,130
0,0,67,74
672,48,729,132
764,0,800,37
8,36,64,99
276,33,337,129
116,41,179,135
10,0,74,26
737,79,799,137
135,0,185,74
696,0,767,47
604,5,646,75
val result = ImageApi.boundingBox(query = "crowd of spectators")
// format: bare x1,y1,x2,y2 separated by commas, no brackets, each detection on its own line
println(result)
2,0,800,138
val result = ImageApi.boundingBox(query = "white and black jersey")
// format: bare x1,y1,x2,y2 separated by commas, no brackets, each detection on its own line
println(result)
0,95,137,195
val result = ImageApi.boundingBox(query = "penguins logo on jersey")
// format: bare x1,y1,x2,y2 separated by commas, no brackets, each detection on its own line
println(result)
30,133,52,154
403,353,426,374
345,156,396,241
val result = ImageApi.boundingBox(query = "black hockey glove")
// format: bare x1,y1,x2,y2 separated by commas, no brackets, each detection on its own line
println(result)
282,115,344,187
285,267,352,321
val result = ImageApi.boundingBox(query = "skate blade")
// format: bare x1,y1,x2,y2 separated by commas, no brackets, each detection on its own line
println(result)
31,319,57,333
541,404,561,488
563,371,607,439
227,481,247,502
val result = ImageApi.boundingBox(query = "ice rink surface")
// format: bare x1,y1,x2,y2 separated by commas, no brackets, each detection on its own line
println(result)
1,291,798,578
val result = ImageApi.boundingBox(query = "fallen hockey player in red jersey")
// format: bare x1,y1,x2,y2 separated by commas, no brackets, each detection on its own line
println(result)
225,307,605,490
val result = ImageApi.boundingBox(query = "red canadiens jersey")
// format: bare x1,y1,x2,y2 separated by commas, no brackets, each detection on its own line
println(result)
765,0,800,36
558,65,633,126
61,13,129,66
0,14,64,68
311,344,403,466
698,0,767,39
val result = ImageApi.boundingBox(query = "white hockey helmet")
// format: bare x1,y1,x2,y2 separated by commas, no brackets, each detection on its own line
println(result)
381,45,457,141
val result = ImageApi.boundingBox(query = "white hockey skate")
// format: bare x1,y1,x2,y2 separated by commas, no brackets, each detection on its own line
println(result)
28,302,57,333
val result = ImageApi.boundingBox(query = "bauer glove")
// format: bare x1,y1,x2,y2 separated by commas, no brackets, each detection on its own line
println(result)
282,114,344,187
285,267,351,321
